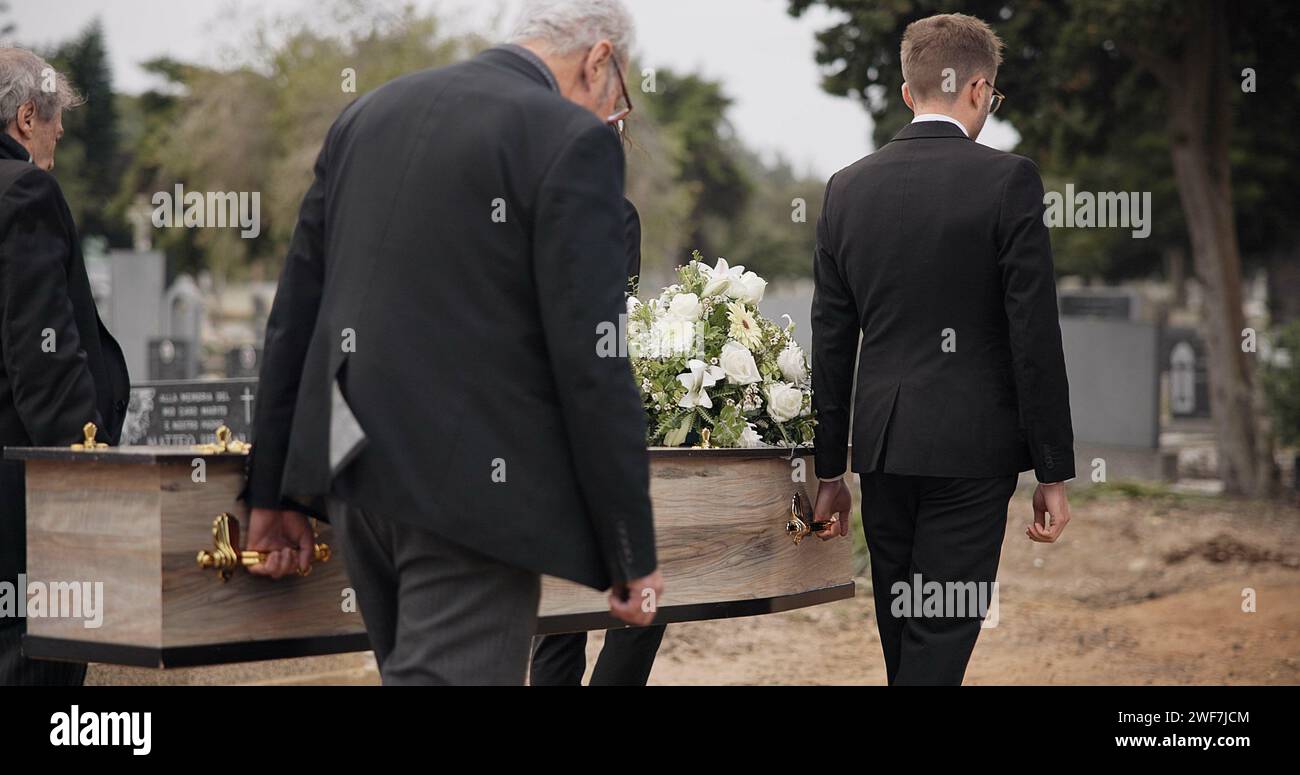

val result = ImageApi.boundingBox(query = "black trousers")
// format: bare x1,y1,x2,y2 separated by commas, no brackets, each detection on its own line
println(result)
0,624,86,686
859,472,1018,685
530,625,666,686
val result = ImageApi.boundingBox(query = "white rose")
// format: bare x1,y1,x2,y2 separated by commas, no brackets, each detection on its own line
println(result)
735,271,767,304
740,422,764,448
777,345,807,384
719,341,761,385
666,292,702,322
766,382,803,423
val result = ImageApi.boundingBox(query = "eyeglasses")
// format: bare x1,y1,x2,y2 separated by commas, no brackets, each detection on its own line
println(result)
987,82,1005,115
606,57,633,132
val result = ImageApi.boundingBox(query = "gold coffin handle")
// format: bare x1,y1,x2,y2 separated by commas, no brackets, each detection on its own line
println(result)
193,425,251,455
196,512,331,582
70,422,107,450
784,492,837,545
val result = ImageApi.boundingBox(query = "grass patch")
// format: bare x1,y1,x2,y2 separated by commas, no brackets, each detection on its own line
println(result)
1070,479,1185,503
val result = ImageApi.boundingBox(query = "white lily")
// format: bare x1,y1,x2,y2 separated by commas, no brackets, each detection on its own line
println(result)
676,359,726,409
701,257,745,298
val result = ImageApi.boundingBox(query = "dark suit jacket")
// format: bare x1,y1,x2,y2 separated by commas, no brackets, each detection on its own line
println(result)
624,199,640,281
812,120,1074,483
0,133,130,611
247,48,656,590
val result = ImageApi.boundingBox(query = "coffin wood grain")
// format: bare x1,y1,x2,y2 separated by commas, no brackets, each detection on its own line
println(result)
539,454,849,617
23,455,366,653
157,460,363,648
24,460,162,647
17,446,851,664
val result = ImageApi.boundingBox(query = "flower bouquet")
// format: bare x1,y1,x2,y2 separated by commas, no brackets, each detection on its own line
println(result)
627,251,815,448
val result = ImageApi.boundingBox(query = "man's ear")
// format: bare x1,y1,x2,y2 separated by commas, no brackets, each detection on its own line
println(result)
901,82,914,112
14,101,36,139
969,78,988,112
583,39,613,86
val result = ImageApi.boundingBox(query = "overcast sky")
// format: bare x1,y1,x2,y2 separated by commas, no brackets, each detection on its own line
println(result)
6,0,1016,178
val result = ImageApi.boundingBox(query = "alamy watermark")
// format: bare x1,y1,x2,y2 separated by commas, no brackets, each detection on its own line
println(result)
1043,183,1151,238
0,575,103,628
151,184,261,239
891,575,1000,629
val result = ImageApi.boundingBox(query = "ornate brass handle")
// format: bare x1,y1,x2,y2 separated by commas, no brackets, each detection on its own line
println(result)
70,422,107,450
784,491,837,545
196,512,330,581
193,425,251,455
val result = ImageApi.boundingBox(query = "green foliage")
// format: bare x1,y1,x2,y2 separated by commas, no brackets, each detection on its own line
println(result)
112,3,482,279
1263,322,1300,448
786,0,1300,281
45,20,128,245
630,67,824,282
25,3,827,283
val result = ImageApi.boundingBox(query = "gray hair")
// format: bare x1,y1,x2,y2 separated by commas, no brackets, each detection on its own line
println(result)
509,0,635,61
0,48,82,126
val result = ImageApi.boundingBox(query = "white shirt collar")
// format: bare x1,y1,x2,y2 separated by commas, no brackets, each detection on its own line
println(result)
911,113,969,137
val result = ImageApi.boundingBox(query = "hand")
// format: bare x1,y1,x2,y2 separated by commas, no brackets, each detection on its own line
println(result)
246,507,317,579
1027,482,1071,543
608,569,664,626
814,477,852,540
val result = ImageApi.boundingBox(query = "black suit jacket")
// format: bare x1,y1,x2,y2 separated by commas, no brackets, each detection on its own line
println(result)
0,133,130,609
812,120,1073,483
247,48,655,590
623,199,641,281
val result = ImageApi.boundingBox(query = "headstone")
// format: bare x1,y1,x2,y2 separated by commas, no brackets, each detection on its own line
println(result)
148,337,196,381
225,345,262,379
1060,317,1161,448
107,249,165,382
121,378,257,446
1059,290,1135,320
1162,327,1211,418
162,275,205,380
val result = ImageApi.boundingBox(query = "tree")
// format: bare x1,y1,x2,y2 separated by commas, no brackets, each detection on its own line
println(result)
788,0,1300,496
640,69,751,261
115,4,481,279
48,19,127,244
631,67,825,282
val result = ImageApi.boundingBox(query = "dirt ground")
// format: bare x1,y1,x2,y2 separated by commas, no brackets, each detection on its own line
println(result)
640,482,1300,685
87,482,1300,686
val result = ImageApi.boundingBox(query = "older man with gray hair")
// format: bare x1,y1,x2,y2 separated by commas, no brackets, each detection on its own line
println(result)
245,0,661,684
0,48,130,685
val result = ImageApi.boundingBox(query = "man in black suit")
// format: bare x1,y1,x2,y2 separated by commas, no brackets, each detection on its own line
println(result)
529,198,667,686
811,13,1074,685
244,0,661,685
0,49,130,685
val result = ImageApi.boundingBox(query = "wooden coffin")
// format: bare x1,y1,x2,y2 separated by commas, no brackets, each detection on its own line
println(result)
8,439,852,667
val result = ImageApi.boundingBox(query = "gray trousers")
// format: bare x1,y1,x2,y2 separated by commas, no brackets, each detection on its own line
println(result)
330,500,540,685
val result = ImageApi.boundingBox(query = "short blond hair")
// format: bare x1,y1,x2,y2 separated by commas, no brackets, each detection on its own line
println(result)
901,13,1003,104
